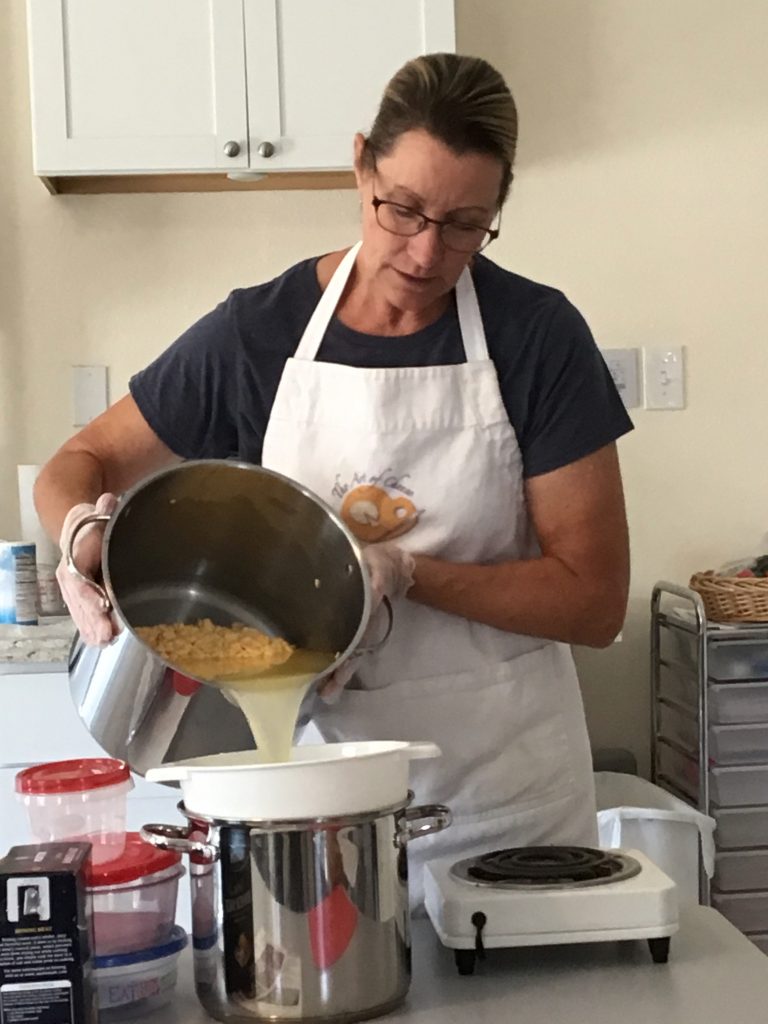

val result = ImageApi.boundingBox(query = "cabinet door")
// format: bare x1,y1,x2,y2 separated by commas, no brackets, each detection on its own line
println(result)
27,0,249,173
244,0,455,172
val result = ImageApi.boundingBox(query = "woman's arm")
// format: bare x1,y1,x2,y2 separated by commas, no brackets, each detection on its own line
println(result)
407,443,629,648
34,394,182,545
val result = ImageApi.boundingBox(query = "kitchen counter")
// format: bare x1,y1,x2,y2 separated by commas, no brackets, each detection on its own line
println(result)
135,906,768,1024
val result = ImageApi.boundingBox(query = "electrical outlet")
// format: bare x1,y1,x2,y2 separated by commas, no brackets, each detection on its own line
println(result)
601,349,640,409
643,347,685,410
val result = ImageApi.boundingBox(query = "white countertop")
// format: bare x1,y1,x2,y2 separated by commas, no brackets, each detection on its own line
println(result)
136,906,768,1024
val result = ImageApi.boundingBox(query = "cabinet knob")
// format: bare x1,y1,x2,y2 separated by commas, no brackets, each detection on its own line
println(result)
257,141,275,158
223,140,241,158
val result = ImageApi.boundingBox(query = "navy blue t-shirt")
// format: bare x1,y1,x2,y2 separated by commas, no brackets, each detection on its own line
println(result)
130,254,632,477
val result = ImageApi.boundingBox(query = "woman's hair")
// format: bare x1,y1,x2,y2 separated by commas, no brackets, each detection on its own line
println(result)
362,53,518,208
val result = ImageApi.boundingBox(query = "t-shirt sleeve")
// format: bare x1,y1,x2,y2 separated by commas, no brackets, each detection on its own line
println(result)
516,298,634,478
129,297,240,459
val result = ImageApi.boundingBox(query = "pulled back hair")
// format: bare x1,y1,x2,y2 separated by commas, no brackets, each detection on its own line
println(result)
362,53,518,209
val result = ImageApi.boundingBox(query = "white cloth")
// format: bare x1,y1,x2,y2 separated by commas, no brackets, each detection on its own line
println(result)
262,242,597,904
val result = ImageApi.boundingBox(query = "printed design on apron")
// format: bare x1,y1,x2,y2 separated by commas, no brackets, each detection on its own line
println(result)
333,468,421,543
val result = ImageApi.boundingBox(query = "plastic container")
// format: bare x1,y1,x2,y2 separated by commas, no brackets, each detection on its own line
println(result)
709,681,768,724
710,763,768,807
658,702,699,755
711,889,768,933
711,804,768,849
15,758,133,865
93,926,187,1020
660,628,768,681
660,701,768,765
87,833,184,956
594,771,715,904
658,659,697,708
714,849,768,892
656,741,700,802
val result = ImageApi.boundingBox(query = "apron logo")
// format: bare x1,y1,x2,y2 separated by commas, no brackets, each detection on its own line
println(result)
332,471,420,544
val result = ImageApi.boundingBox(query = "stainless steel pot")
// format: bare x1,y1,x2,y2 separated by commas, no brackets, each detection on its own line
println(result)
68,460,390,774
142,799,451,1023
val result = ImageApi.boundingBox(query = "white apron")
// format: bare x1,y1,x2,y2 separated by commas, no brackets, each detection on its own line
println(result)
262,243,597,905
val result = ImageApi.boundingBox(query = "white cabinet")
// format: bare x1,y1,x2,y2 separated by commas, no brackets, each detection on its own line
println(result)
26,0,250,174
26,0,455,178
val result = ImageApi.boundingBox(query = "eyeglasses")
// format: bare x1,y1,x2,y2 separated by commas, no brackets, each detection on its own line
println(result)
371,196,500,253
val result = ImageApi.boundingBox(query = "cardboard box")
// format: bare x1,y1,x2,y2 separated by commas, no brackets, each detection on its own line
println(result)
0,843,96,1024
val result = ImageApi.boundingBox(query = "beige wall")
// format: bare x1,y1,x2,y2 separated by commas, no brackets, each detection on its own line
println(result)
2,1,767,773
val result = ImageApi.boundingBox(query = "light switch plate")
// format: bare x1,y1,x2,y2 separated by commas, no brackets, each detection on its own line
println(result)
601,349,640,409
643,347,685,410
71,365,109,427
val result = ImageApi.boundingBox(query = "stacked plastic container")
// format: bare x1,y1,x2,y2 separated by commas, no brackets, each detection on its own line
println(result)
652,585,768,955
15,759,187,1018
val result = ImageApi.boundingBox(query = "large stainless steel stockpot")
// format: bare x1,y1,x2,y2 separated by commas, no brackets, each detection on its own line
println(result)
142,799,451,1024
68,460,386,774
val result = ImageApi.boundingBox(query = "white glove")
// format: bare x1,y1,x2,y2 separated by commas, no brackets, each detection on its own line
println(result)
56,493,118,647
318,543,416,702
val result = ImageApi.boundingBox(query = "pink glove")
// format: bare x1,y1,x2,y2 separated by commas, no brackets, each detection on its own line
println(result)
318,543,416,703
56,493,118,647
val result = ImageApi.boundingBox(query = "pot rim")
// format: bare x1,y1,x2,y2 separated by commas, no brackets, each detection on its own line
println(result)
178,795,413,830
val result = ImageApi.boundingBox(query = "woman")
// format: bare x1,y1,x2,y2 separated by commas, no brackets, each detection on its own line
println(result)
35,53,631,903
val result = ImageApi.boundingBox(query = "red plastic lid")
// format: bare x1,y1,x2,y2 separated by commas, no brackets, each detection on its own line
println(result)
15,758,131,795
85,832,182,887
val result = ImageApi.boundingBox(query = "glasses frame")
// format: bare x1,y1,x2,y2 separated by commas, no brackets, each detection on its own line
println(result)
371,195,500,253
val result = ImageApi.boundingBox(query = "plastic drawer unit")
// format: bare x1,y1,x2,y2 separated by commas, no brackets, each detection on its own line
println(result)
652,581,768,919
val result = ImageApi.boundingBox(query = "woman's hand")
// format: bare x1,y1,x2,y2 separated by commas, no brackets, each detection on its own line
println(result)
318,542,416,701
56,493,119,647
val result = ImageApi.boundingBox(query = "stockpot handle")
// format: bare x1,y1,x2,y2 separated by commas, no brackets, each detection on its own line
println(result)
353,596,394,657
141,823,219,862
397,804,452,847
66,513,112,611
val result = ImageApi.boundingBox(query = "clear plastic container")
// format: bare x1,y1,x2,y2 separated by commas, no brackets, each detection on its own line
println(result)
710,722,768,764
711,764,768,807
711,889,768,933
15,758,133,865
93,926,188,1020
87,833,184,956
660,701,768,765
660,629,768,681
712,804,768,849
714,849,768,892
709,682,768,724
658,702,698,755
656,740,700,801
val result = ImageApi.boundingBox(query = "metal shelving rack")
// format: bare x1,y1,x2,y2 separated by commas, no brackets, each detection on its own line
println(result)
651,580,768,916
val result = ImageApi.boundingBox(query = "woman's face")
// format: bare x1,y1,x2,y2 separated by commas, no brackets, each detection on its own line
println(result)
355,129,504,314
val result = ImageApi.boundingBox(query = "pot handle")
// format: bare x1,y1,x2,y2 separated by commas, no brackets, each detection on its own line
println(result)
65,513,112,611
141,822,218,862
397,804,452,847
352,596,394,657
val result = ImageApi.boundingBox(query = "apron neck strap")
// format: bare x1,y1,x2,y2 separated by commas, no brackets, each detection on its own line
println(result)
294,241,490,363
294,242,362,361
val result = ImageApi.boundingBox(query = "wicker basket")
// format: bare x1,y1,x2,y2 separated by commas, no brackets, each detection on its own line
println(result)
689,571,768,623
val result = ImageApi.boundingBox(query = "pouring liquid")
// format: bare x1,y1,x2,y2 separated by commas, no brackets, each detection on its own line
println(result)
185,649,336,764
